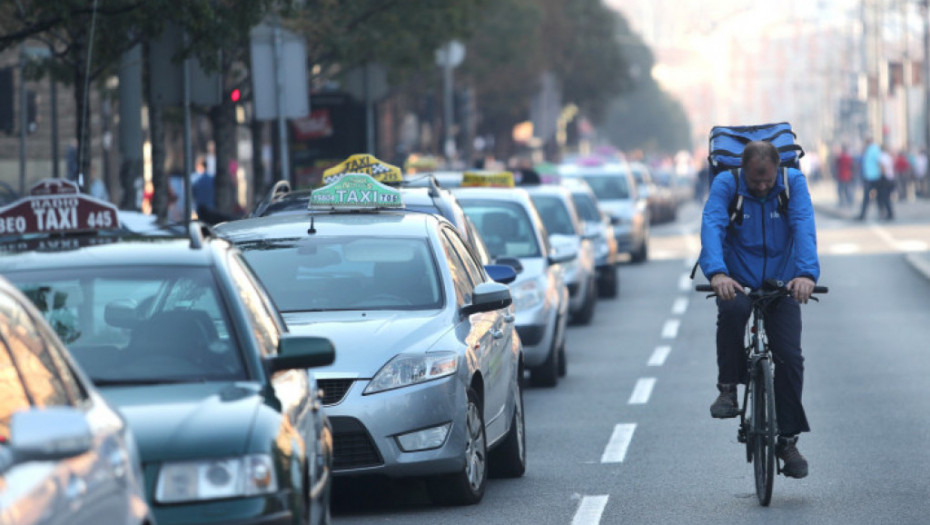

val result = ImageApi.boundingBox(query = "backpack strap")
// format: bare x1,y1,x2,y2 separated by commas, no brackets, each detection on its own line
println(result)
776,167,790,217
727,169,743,226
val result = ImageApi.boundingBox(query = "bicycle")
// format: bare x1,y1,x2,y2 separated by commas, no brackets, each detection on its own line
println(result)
696,278,827,506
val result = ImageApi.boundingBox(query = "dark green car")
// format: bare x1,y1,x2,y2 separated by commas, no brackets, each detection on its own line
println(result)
0,180,336,525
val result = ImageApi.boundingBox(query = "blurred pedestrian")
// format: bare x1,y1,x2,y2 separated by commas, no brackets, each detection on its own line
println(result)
893,149,911,202
834,144,853,208
878,145,895,221
856,137,883,221
913,148,928,198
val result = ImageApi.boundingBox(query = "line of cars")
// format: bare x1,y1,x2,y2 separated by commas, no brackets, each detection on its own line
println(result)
0,152,658,523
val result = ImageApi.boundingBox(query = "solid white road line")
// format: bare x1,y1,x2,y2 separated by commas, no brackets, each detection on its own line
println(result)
572,495,609,525
628,377,656,405
648,345,671,366
601,423,636,463
678,273,692,292
671,297,688,315
661,319,680,339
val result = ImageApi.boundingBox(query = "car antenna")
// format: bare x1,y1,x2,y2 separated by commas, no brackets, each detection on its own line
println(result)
308,215,316,235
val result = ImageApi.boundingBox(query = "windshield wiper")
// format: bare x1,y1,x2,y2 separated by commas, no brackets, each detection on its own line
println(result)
92,377,199,386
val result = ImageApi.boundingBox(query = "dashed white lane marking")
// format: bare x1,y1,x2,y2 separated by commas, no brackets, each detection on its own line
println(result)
678,273,691,292
828,242,860,254
661,319,680,339
671,297,688,315
869,224,928,252
648,345,671,366
628,377,656,404
601,423,636,463
572,495,609,525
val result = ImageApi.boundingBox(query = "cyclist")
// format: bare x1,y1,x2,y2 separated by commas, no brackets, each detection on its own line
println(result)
698,140,820,479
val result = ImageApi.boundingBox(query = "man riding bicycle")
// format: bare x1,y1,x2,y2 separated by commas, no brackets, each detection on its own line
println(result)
698,140,820,479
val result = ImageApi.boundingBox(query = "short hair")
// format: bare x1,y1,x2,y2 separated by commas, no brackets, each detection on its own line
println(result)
742,140,779,167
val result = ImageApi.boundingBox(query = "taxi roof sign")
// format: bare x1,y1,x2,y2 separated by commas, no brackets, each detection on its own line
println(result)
322,154,403,185
310,173,404,210
461,170,514,188
0,179,119,236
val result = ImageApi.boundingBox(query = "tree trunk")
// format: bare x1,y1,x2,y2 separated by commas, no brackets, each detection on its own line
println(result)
72,56,92,190
209,99,236,214
144,43,169,221
250,118,265,206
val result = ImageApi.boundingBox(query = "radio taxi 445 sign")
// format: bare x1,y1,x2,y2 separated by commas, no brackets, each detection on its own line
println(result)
311,173,404,210
0,179,119,235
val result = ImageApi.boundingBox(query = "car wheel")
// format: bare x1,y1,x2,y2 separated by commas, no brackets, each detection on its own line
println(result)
572,280,596,325
631,239,648,263
529,334,559,388
557,340,567,377
489,375,526,478
428,388,487,506
598,265,618,299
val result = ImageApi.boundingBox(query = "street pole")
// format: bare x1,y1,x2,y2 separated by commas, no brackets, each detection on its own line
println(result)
273,20,290,184
18,45,26,194
51,74,59,178
183,35,193,226
443,50,454,164
924,0,930,155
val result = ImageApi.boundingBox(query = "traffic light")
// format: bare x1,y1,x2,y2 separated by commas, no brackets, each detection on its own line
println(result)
229,88,241,103
0,68,12,134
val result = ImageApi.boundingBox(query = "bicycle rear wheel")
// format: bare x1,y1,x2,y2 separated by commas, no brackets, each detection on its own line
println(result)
751,359,777,506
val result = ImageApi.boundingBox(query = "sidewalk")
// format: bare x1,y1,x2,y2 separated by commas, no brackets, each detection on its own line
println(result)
808,179,930,283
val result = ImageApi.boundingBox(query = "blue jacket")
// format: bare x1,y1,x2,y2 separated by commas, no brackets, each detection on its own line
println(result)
698,167,820,289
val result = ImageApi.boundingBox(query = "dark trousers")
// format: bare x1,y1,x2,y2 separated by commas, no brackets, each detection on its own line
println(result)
858,179,881,219
716,294,810,436
877,178,895,219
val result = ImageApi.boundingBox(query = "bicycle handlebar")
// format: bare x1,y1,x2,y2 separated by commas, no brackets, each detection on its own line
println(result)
695,283,829,294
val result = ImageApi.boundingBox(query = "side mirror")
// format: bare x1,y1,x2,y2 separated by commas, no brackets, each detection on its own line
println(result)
461,282,512,316
269,335,336,372
493,256,524,275
547,234,578,265
11,407,93,463
484,264,517,285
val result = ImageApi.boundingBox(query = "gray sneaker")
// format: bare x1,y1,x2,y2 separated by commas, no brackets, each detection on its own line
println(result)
777,435,809,478
709,383,739,419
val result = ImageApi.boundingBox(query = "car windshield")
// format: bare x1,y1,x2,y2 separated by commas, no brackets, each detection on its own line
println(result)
530,195,576,235
238,236,444,312
581,175,630,199
458,199,543,258
571,193,602,221
5,267,247,385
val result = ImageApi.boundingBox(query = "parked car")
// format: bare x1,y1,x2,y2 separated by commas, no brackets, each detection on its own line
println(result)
628,161,675,224
0,178,337,525
0,275,153,525
453,182,573,386
523,184,598,324
559,160,650,263
560,177,620,298
216,173,526,506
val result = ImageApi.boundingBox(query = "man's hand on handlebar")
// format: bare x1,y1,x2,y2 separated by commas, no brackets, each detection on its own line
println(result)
710,273,743,301
787,276,816,304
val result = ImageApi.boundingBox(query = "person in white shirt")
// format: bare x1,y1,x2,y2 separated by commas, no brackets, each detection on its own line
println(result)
878,146,895,220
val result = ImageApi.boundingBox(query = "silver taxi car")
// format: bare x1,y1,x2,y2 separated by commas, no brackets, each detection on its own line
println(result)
523,184,598,325
453,182,572,387
215,174,526,506
560,177,620,298
559,160,649,263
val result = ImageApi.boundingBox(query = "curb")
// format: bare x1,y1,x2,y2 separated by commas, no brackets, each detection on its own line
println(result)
906,252,930,283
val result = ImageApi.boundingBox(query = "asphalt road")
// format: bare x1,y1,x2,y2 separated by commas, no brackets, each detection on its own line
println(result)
332,200,930,525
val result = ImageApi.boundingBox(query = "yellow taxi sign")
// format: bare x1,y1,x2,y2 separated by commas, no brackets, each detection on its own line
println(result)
322,154,403,185
461,170,514,188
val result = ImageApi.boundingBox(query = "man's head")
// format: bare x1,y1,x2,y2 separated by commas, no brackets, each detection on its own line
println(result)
741,141,779,198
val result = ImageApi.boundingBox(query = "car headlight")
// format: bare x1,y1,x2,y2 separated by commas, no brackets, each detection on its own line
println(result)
155,454,277,503
364,351,458,394
512,276,545,311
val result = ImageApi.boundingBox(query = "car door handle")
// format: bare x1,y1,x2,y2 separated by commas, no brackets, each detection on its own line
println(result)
490,329,504,340
503,314,515,323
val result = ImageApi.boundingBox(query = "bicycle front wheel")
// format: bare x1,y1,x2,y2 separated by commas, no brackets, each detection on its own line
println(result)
751,359,777,506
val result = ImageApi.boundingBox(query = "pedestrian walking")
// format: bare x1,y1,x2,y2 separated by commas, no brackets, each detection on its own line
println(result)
878,145,895,221
834,144,854,208
856,137,883,220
